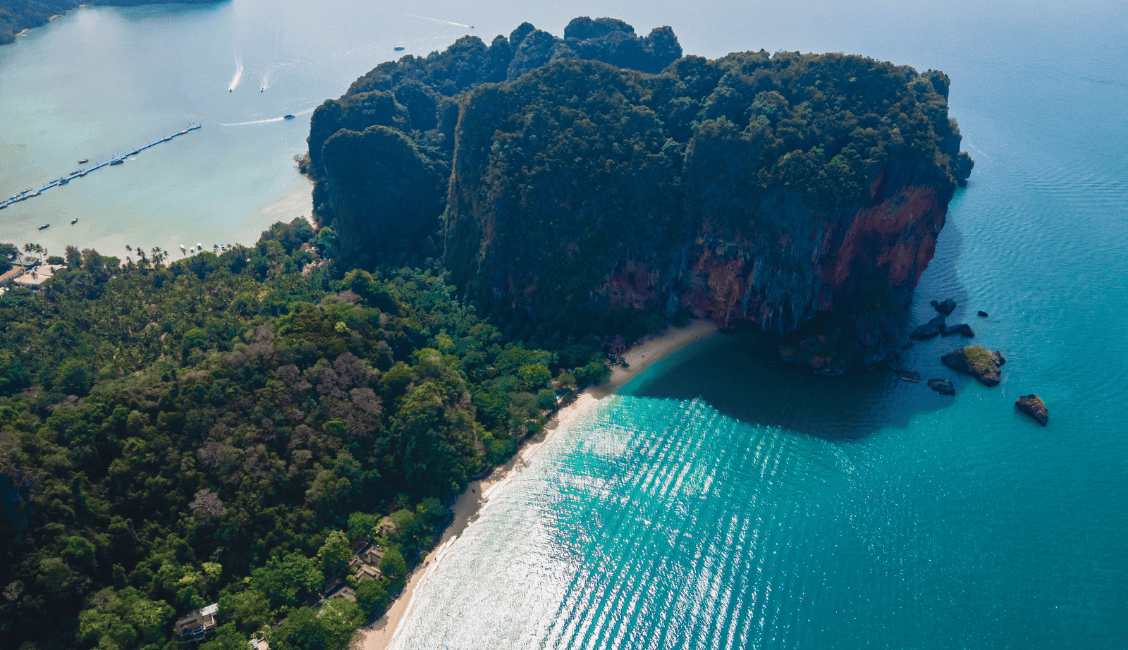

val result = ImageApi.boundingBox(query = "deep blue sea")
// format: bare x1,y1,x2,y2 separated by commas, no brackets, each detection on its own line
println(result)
3,0,1126,647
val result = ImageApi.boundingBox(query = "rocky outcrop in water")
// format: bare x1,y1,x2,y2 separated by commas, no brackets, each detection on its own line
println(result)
928,378,955,395
940,323,974,337
941,345,1005,386
911,315,948,340
931,298,956,315
1015,394,1049,425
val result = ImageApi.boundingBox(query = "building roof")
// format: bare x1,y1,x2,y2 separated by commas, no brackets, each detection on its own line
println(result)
175,603,219,638
13,264,65,288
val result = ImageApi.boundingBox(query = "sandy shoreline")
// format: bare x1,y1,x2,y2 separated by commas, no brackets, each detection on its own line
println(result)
355,319,717,650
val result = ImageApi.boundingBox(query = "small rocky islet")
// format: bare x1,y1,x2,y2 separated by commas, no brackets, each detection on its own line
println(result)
941,344,1005,386
1015,394,1049,425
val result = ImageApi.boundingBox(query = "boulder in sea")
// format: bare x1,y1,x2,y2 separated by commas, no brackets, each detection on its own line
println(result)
931,298,957,315
899,367,922,383
977,310,989,318
910,314,947,340
941,345,1006,386
940,323,975,337
1015,394,1049,425
928,378,955,395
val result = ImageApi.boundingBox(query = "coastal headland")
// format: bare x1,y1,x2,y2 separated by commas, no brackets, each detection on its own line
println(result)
358,320,718,650
305,17,972,374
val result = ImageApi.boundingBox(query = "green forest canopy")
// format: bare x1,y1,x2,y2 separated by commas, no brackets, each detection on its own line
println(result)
0,219,608,650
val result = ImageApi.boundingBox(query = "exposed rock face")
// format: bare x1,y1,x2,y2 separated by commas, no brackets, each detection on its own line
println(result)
941,345,1005,386
928,378,955,395
444,51,970,371
1015,394,1048,425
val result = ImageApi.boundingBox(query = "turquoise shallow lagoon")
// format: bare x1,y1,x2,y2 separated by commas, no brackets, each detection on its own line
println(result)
2,0,1126,647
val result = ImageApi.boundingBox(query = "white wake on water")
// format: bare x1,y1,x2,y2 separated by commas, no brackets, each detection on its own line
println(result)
220,106,315,127
228,46,243,91
401,12,471,28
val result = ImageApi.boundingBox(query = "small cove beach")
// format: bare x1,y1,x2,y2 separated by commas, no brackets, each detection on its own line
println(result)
357,320,719,650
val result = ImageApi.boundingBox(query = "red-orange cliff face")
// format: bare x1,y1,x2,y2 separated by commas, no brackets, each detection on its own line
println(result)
581,161,953,370
443,53,971,371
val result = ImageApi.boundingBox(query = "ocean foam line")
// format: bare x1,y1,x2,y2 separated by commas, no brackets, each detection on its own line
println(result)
387,535,459,649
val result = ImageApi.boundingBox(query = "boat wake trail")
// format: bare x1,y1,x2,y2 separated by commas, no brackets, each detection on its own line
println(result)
260,22,280,92
401,12,470,28
220,107,315,127
228,51,244,91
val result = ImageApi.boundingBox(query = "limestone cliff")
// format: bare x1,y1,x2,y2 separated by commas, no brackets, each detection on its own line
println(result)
443,54,970,371
307,18,972,371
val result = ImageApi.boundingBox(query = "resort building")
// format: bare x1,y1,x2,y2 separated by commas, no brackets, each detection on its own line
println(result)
174,603,218,643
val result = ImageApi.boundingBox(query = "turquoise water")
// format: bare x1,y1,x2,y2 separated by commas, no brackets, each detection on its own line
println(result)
386,0,1128,648
3,0,1127,647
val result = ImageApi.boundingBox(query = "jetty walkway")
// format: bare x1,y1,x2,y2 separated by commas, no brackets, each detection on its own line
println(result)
0,123,201,211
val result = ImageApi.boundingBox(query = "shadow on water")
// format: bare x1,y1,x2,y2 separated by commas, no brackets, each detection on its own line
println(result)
629,198,976,442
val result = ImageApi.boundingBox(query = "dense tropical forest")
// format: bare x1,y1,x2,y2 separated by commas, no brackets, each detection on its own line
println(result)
0,219,609,649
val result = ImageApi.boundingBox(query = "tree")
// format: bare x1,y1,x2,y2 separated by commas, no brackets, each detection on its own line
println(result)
354,578,388,618
318,530,352,578
218,588,271,632
346,512,378,541
378,548,407,591
54,358,92,396
271,600,361,650
250,552,324,608
200,623,250,650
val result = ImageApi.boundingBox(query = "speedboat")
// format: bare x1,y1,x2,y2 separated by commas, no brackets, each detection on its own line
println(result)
77,158,89,164
38,224,49,230
284,114,295,120
71,218,78,225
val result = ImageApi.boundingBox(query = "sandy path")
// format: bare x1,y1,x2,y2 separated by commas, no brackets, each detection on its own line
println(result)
356,320,718,650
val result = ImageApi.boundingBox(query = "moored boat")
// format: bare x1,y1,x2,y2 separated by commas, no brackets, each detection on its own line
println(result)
38,223,49,230
394,46,405,51
71,218,78,225
77,158,89,164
